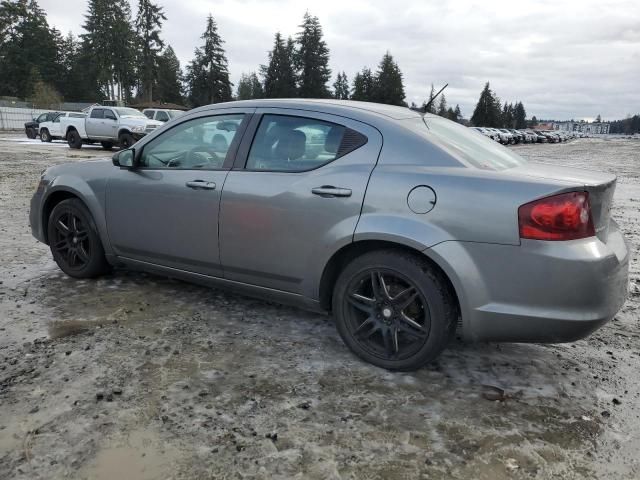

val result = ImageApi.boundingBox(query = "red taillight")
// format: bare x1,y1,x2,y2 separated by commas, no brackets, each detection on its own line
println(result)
518,191,595,241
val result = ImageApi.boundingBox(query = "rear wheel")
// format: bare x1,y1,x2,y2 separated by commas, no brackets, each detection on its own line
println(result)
40,129,52,142
67,130,82,149
101,141,114,150
26,127,37,139
118,132,135,149
47,198,109,278
332,250,457,371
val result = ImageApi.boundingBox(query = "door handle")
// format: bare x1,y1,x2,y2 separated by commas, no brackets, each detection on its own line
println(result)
186,180,216,190
311,186,352,197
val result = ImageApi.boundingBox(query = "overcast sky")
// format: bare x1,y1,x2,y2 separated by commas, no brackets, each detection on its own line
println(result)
38,0,640,121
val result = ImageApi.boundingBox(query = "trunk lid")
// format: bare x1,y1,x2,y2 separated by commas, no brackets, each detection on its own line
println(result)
509,164,617,242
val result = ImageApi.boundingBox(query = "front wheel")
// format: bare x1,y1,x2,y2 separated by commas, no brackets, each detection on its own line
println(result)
332,250,457,371
47,198,110,278
101,141,114,150
40,129,52,142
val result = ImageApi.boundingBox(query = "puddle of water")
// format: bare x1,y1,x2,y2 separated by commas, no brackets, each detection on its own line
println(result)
79,429,181,480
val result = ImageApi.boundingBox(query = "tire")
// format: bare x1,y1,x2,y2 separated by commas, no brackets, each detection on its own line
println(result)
101,141,114,150
67,130,82,149
26,127,37,139
332,249,457,371
118,132,135,149
47,198,109,278
40,129,52,143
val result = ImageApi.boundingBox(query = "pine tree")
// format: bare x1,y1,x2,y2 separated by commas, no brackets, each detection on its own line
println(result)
351,67,374,101
0,0,65,98
437,94,447,116
236,72,263,100
422,84,437,113
454,104,462,123
295,12,331,98
595,114,602,123
186,14,232,106
333,71,349,100
135,0,166,102
514,102,527,129
155,45,183,103
81,0,137,101
471,82,502,127
530,115,538,127
261,32,297,98
372,52,405,106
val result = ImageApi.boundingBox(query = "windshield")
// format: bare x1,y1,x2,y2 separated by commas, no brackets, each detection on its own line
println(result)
406,116,527,170
114,108,146,118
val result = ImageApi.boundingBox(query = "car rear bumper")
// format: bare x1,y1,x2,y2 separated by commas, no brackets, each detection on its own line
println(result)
427,219,630,343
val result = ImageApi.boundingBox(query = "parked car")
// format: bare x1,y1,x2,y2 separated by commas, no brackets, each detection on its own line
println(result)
487,128,510,144
24,111,60,139
30,99,629,371
59,106,163,150
535,130,556,143
518,129,536,143
470,127,496,141
143,108,185,123
39,112,87,142
498,129,516,144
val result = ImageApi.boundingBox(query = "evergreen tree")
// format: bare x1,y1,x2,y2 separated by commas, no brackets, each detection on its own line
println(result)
81,0,137,101
530,115,538,127
453,104,462,123
595,114,602,123
372,52,405,106
155,45,183,103
261,32,297,98
502,102,515,128
0,0,65,98
295,12,331,98
333,71,349,100
422,84,437,113
471,82,502,127
514,101,527,129
186,14,232,106
236,72,263,100
135,0,166,102
437,93,447,116
351,67,374,101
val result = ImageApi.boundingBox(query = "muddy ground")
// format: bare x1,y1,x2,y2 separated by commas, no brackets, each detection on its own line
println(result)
0,134,638,480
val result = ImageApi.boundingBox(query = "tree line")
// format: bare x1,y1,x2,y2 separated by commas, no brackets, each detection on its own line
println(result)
470,82,528,128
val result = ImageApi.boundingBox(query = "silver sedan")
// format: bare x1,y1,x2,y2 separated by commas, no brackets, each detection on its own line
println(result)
30,100,630,370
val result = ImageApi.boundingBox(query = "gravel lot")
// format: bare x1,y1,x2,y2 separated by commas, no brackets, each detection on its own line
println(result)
0,134,638,480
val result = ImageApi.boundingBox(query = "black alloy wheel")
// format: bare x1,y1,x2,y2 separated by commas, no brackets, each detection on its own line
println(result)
344,269,430,362
47,199,109,278
333,250,457,371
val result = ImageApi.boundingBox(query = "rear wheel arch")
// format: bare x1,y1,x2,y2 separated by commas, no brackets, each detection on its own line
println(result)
319,240,460,321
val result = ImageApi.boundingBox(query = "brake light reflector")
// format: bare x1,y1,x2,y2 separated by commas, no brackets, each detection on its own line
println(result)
519,191,595,241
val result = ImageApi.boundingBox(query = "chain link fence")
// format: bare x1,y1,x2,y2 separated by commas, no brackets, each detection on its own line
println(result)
0,100,95,131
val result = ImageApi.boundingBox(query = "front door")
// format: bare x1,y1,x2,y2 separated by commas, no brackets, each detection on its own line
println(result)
219,109,382,296
105,111,250,277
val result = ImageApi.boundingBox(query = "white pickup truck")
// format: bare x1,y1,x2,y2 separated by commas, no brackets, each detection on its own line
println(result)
60,106,163,150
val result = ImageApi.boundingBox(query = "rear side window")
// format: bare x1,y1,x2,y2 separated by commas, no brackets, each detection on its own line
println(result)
246,115,367,172
408,116,527,170
90,109,104,119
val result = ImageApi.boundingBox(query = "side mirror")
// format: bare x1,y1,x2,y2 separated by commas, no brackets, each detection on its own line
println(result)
112,148,135,169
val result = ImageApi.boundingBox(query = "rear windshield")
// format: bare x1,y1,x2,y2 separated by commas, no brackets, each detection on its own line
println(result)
405,116,527,170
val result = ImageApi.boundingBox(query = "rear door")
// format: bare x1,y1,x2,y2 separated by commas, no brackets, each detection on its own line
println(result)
105,110,252,277
218,109,382,296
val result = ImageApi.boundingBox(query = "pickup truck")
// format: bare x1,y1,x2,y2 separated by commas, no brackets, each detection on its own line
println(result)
39,112,87,142
24,111,60,139
60,106,163,150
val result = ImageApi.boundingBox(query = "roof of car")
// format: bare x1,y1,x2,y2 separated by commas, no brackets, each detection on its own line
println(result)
190,99,424,122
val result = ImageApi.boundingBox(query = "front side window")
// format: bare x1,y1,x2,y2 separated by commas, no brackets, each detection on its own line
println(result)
104,110,117,120
37,114,47,122
246,115,352,172
144,110,155,119
156,111,170,122
90,109,104,119
139,114,244,170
